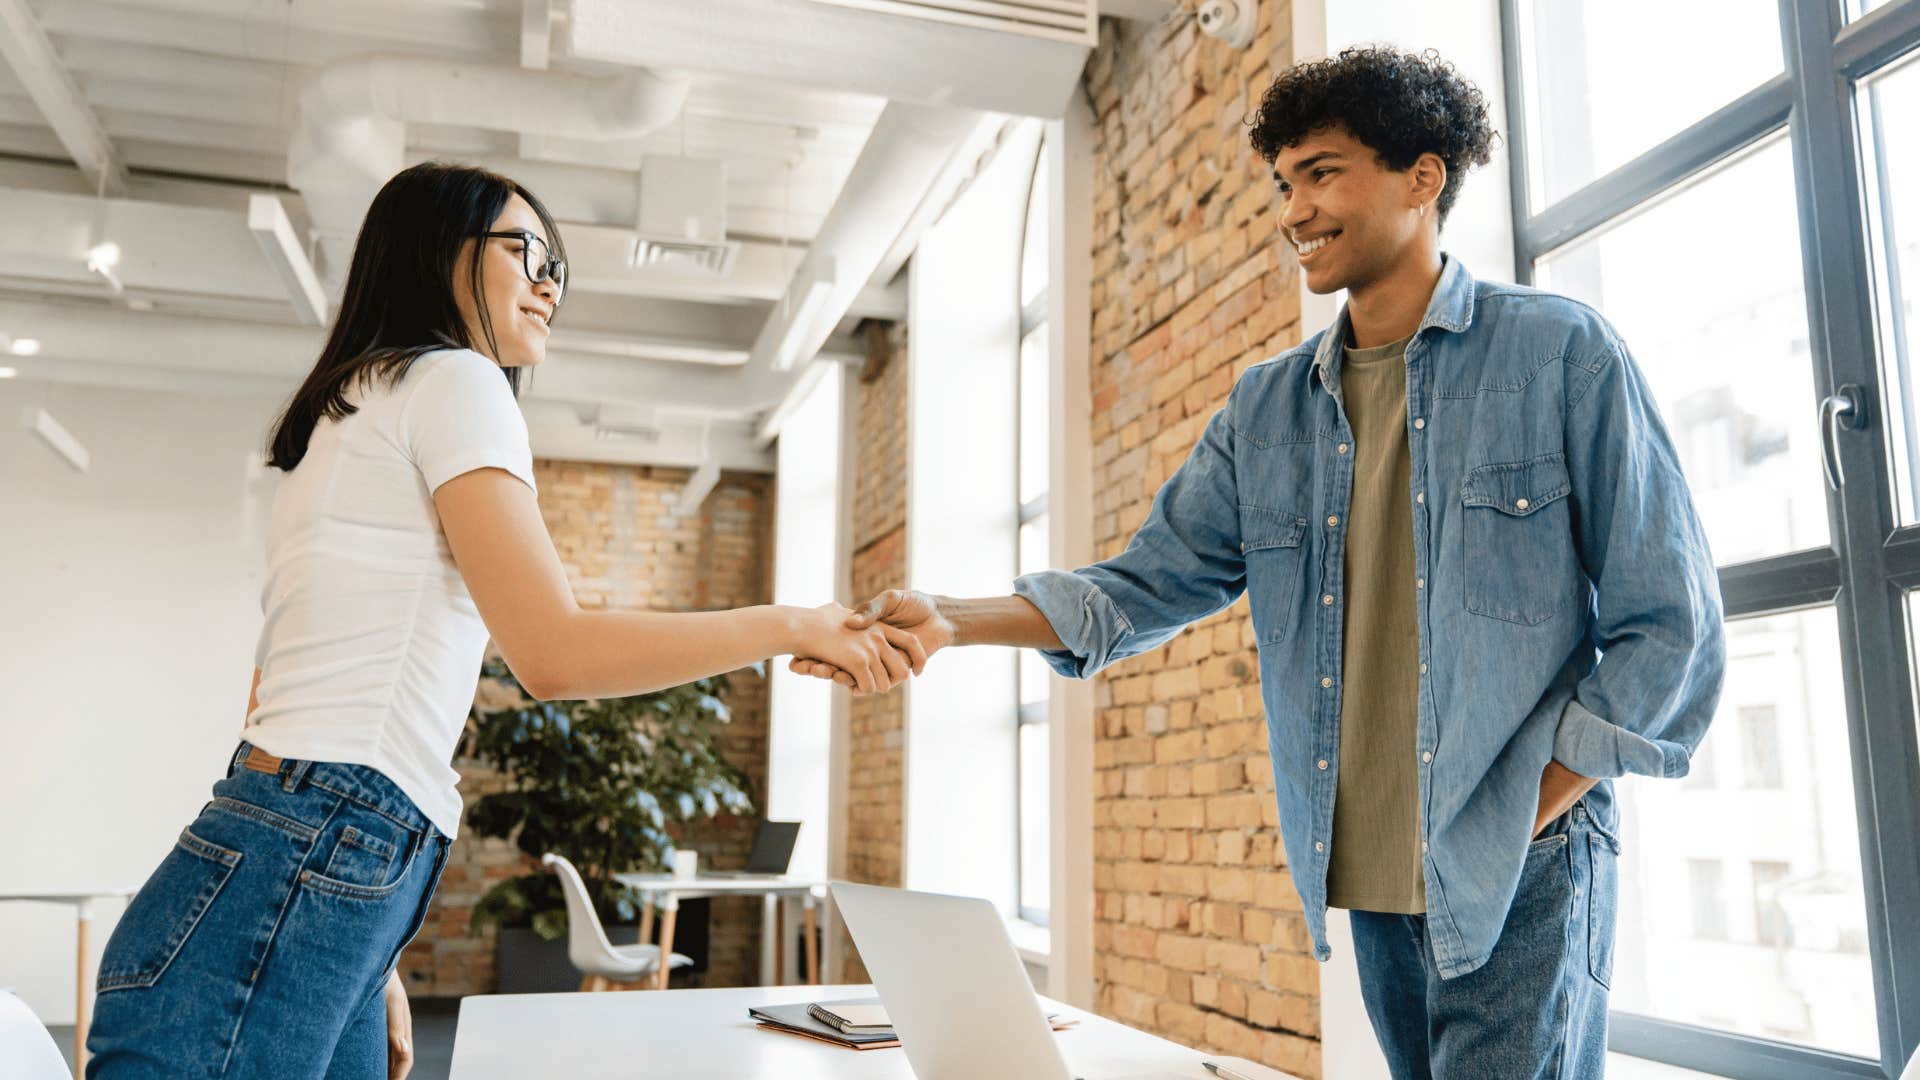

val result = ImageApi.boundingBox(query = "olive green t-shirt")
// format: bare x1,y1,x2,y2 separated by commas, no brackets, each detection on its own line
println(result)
1325,333,1426,915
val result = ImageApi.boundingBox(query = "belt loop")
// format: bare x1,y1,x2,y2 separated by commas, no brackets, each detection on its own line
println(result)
281,757,313,793
230,742,250,775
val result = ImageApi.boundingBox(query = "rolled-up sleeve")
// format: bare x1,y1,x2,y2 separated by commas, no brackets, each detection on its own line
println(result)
1015,406,1247,679
1556,337,1726,779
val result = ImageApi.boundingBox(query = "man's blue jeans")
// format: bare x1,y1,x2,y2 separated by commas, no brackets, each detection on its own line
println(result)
1350,800,1620,1079
87,743,449,1078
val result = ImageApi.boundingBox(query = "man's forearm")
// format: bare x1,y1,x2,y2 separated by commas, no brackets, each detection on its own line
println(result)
940,594,1064,651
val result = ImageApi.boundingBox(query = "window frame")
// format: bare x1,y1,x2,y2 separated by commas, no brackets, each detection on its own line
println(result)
1015,138,1053,930
1499,0,1920,1075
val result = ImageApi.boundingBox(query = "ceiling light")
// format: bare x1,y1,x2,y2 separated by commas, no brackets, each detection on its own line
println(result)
0,367,16,379
770,256,837,373
10,338,41,357
86,241,121,273
26,407,89,472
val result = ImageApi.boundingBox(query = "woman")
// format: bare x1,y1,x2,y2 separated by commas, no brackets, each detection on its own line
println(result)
86,162,922,1079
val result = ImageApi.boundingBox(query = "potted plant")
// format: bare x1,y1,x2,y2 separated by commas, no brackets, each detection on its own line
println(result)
463,656,755,991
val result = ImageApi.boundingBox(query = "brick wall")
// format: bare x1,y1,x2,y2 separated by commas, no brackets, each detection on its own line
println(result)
840,320,909,981
1084,4,1317,1076
399,460,774,996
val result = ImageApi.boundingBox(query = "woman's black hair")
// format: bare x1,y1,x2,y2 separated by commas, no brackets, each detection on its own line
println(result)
265,161,566,471
1247,45,1495,225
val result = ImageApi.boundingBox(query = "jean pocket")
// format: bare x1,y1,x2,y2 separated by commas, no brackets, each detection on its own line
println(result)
97,828,241,993
1586,831,1618,988
1239,505,1308,645
321,824,399,887
1461,453,1581,626
302,818,417,901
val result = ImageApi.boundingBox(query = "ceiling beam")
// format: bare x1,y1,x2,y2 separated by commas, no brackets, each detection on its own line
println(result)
742,102,992,406
0,0,127,194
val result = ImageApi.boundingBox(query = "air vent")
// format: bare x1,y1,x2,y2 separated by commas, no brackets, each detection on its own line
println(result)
629,237,741,276
808,0,1096,46
631,154,738,277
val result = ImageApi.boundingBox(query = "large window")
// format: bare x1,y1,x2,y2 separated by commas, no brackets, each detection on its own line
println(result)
1016,136,1053,928
1503,0,1920,1075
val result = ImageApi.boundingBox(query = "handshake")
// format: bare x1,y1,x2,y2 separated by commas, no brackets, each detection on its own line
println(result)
787,589,951,696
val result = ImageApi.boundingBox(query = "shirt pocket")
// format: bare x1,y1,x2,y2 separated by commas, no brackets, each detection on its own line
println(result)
1239,505,1309,645
1460,453,1581,626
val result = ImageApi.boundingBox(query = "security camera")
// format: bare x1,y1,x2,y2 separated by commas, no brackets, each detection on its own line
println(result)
1196,0,1256,49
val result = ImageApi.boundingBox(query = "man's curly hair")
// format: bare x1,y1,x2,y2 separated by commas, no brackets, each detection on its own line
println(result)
1248,46,1495,225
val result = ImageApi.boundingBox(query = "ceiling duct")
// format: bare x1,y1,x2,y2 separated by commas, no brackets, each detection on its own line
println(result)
289,58,691,236
806,0,1096,46
630,154,739,276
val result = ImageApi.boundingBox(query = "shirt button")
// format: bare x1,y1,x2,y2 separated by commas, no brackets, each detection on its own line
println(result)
1337,443,1350,454
1416,577,1425,589
1516,497,1530,511
1422,751,1433,763
1422,841,1430,854
1315,842,1325,853
1323,594,1334,606
1420,662,1429,674
1317,759,1328,770
1327,515,1339,527
1413,418,1425,430
1416,492,1425,504
1321,677,1333,688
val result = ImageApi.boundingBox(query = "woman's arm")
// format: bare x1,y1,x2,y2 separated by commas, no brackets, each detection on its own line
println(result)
247,667,261,718
433,467,918,699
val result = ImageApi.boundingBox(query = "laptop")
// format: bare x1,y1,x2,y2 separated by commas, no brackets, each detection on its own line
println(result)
831,881,1199,1080
704,820,801,878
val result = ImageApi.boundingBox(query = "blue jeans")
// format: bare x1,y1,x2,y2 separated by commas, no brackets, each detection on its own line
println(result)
1350,799,1619,1079
87,743,450,1079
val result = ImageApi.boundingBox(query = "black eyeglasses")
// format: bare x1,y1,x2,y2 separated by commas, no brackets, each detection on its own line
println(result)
483,229,566,302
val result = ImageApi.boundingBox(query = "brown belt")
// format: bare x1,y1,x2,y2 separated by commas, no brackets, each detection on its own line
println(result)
241,745,284,775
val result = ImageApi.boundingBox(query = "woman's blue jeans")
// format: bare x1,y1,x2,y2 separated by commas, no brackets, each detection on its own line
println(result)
86,742,450,1079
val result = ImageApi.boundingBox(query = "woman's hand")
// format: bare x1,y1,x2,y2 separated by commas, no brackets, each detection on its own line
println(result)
791,590,953,691
384,968,414,1080
786,603,926,695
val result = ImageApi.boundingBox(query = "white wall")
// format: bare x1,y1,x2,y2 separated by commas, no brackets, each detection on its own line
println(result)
0,377,283,1024
1287,2,1517,1077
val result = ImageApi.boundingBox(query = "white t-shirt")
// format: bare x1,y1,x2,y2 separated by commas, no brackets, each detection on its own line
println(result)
244,348,536,838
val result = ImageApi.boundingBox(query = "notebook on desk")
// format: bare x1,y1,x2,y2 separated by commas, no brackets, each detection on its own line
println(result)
748,1001,901,1050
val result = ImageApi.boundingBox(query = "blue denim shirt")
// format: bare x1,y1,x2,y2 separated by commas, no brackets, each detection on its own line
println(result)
1015,256,1725,978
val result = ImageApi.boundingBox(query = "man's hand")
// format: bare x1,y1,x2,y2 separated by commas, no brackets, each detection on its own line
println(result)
384,968,414,1080
789,590,954,692
1533,759,1599,839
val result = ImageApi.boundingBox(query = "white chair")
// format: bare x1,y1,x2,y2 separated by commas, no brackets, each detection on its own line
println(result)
0,990,72,1080
542,853,692,992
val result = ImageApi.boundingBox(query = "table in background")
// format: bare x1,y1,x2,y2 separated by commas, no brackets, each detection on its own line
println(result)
612,873,825,990
450,982,1236,1079
0,888,137,1079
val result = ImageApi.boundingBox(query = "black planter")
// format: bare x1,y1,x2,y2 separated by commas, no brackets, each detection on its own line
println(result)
493,927,580,994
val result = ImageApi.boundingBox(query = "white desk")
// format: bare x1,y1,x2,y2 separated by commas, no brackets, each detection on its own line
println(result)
451,983,1232,1079
0,888,137,1079
613,873,825,989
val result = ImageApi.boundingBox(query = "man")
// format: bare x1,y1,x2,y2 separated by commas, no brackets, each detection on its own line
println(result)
797,46,1724,1078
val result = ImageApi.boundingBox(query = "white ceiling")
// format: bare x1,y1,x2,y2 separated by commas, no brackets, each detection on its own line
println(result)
0,0,1094,469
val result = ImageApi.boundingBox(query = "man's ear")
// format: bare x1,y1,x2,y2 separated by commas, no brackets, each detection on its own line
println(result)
1411,152,1448,215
